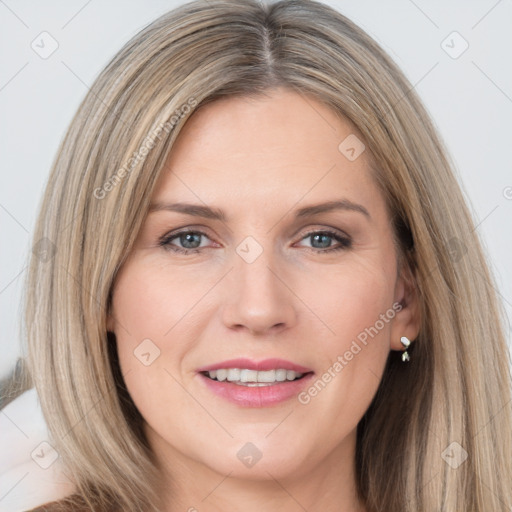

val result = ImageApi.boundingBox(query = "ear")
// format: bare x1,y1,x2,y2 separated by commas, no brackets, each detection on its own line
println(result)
389,263,421,351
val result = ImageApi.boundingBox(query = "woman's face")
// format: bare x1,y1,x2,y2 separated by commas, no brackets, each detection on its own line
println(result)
108,87,418,485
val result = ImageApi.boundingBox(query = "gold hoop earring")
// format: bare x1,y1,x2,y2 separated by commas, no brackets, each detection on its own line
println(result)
400,336,411,362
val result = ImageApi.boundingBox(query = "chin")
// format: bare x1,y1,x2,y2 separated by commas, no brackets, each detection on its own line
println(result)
195,436,317,481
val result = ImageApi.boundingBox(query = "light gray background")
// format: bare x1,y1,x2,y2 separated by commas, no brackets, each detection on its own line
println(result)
1,0,511,379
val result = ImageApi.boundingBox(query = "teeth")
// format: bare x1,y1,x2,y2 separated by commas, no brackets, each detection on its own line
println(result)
226,368,241,382
275,369,287,382
257,370,275,383
216,369,227,381
206,368,304,384
240,369,258,382
286,370,297,381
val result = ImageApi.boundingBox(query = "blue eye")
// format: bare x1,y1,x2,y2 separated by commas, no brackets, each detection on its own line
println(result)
159,230,209,254
158,229,352,254
298,230,352,253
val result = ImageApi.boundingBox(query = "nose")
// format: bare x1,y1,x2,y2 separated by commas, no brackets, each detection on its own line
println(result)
221,246,297,336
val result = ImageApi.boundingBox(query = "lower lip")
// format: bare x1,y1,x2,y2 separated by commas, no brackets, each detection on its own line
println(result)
198,372,315,407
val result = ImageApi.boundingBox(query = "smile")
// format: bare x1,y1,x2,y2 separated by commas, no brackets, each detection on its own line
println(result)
201,368,306,386
196,358,314,407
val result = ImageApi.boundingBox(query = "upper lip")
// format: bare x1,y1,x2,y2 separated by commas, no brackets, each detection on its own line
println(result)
197,358,313,373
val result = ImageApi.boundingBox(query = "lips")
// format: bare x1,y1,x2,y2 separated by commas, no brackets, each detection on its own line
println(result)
196,358,315,407
196,358,312,373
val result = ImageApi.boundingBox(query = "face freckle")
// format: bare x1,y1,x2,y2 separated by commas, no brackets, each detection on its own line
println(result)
108,87,411,489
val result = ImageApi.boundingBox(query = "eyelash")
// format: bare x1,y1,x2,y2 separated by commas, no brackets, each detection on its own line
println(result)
158,228,352,255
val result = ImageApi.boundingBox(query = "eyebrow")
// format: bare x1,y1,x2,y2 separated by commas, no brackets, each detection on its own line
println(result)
148,199,370,221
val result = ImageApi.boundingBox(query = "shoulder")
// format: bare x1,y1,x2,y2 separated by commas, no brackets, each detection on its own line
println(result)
26,502,69,511
25,501,72,511
24,494,120,512
24,495,90,511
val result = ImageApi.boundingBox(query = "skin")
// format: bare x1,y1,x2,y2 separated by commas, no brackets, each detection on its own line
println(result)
108,87,420,512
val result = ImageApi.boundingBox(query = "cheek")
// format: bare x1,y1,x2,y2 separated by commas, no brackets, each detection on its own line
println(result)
305,257,395,349
111,260,208,362
294,257,396,415
110,258,225,415
109,262,200,431
109,267,170,410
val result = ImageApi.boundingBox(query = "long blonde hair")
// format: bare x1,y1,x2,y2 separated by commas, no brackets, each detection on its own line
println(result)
22,0,512,510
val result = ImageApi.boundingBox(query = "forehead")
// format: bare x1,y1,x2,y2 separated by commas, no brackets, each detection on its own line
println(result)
151,88,384,220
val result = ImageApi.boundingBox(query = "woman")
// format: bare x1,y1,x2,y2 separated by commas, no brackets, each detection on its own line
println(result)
21,0,512,510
